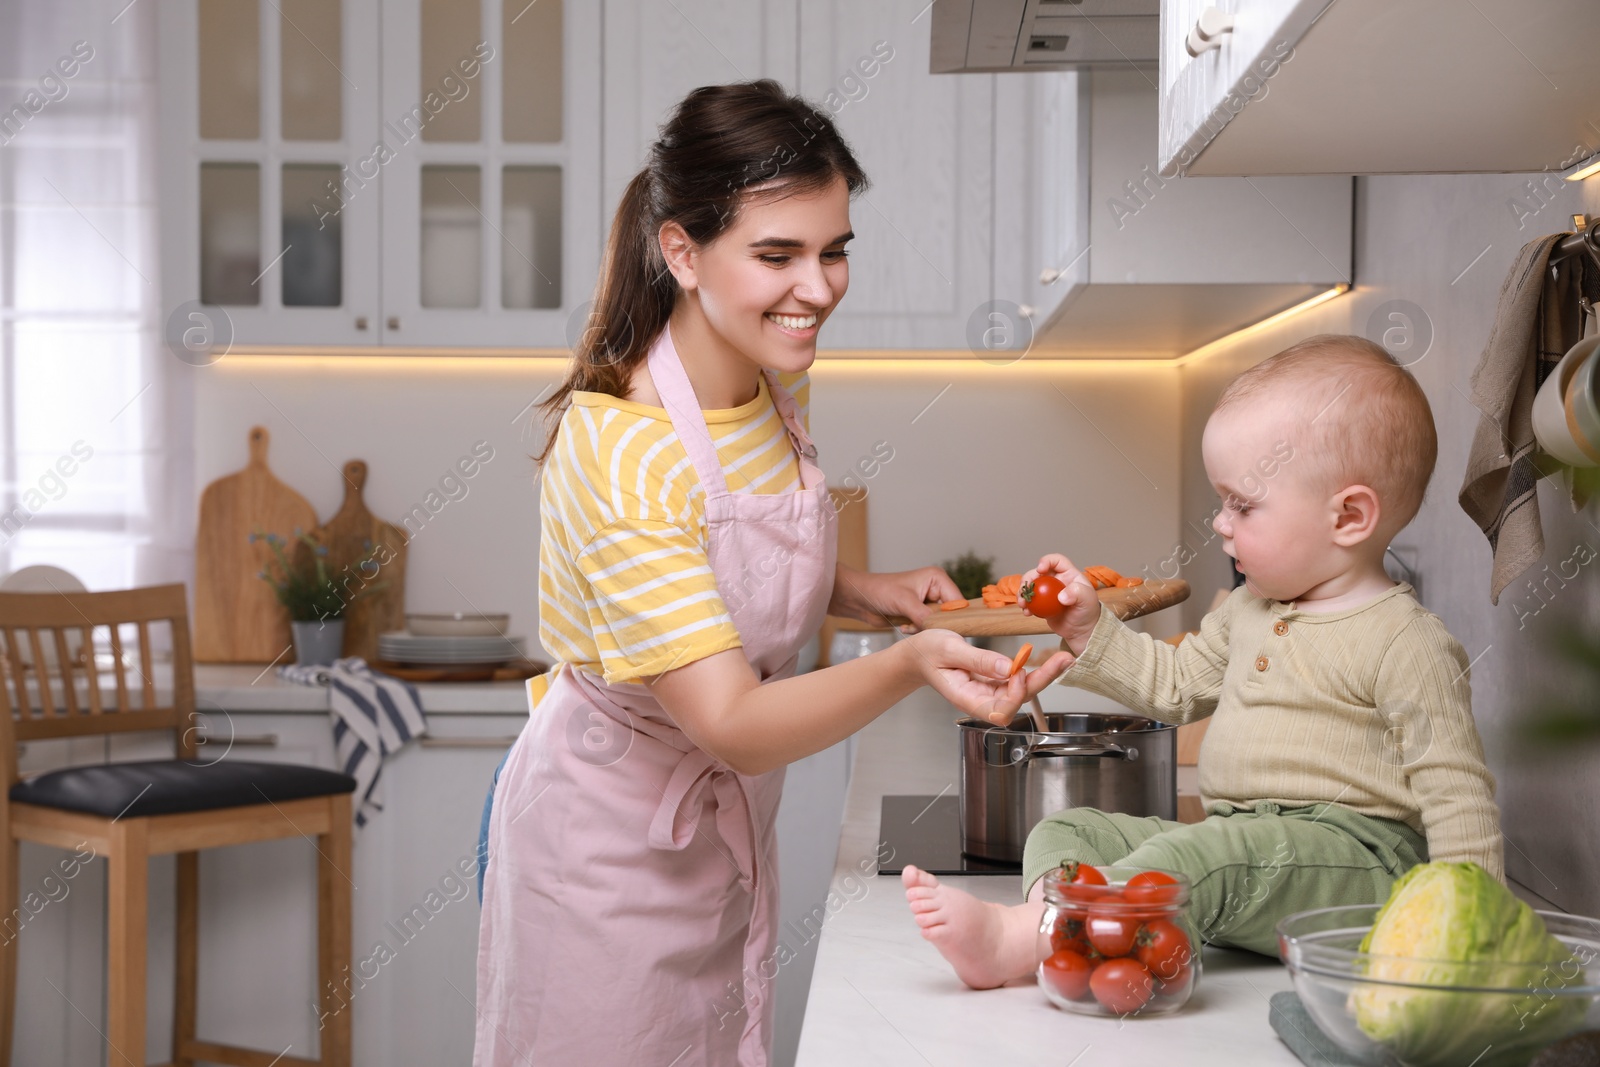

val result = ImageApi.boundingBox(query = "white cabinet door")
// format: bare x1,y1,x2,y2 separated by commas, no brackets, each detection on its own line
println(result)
602,0,801,222
10,737,121,1067
990,70,1088,339
1158,0,1327,176
345,713,521,1067
158,0,385,348
798,1,997,351
772,739,851,1067
377,0,602,349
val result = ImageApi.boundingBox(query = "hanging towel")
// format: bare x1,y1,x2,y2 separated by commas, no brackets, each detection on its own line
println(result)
1458,233,1596,604
278,656,429,826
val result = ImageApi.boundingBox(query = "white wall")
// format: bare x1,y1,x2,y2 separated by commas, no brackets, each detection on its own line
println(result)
195,356,1186,652
1176,172,1600,914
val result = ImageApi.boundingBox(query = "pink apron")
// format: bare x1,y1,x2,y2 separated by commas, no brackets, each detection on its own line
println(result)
474,323,838,1067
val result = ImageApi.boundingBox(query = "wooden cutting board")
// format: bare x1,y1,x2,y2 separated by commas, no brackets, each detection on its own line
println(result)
194,426,318,663
890,578,1190,637
311,460,408,663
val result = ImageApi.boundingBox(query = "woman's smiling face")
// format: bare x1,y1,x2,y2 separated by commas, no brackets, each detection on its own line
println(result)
671,176,853,376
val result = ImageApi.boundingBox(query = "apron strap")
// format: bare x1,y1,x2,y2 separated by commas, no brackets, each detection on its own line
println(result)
646,324,735,499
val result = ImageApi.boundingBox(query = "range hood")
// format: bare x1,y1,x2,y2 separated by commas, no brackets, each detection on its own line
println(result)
931,0,1159,73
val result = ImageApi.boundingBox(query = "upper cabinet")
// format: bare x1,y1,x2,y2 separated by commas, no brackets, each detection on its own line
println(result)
1159,0,1600,177
1022,65,1351,358
158,0,600,348
796,2,999,350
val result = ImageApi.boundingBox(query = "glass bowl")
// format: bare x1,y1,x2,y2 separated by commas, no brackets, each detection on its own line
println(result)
1277,905,1600,1067
1036,864,1202,1017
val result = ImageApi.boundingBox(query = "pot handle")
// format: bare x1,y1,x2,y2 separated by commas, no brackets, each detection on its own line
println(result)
1021,739,1138,761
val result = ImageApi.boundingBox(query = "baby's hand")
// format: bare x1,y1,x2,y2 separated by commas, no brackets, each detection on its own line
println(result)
1024,554,1101,658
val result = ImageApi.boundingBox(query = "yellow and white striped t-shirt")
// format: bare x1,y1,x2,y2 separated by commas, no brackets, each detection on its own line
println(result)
538,372,810,684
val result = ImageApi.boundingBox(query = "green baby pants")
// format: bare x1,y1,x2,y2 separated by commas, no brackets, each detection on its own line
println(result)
1021,800,1429,957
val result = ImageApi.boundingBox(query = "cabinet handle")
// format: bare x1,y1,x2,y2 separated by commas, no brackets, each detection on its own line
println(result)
355,315,369,330
419,735,521,749
1185,8,1236,57
387,316,401,331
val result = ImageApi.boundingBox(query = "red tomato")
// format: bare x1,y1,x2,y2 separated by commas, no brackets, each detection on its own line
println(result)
1089,957,1155,1014
1135,920,1195,987
1050,916,1092,956
1085,910,1142,958
1041,949,1094,1002
1021,573,1068,619
1056,860,1106,888
1124,870,1181,909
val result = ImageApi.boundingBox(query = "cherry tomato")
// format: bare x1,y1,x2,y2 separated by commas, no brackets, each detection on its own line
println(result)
1050,915,1092,955
1041,949,1094,1002
1089,957,1155,1014
1020,573,1068,619
1085,910,1142,958
1124,870,1181,909
1057,860,1106,887
1135,920,1195,988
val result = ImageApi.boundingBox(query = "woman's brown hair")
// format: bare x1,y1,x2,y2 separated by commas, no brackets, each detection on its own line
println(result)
533,79,869,462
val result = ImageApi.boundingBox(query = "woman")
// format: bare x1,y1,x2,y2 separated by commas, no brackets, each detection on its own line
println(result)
474,80,1070,1067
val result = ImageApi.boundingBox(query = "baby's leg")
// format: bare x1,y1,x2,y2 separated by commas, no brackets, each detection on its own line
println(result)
900,866,1046,989
902,807,1178,989
1122,803,1428,956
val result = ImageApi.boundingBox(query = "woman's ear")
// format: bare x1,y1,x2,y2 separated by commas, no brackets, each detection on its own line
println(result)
1331,484,1381,546
658,221,699,290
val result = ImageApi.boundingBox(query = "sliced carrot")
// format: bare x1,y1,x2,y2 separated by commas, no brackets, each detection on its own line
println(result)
1114,576,1144,588
997,574,1023,596
940,598,969,611
1008,642,1034,678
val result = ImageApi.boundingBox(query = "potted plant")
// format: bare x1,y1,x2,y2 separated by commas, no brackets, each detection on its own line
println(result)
942,549,996,602
253,529,385,666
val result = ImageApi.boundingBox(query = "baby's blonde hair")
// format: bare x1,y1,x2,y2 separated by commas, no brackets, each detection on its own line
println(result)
1214,334,1437,534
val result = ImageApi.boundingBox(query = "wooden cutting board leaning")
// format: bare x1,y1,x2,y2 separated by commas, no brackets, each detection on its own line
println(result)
194,426,318,663
306,459,408,662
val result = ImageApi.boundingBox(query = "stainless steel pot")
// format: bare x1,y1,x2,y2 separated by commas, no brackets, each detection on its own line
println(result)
957,711,1176,864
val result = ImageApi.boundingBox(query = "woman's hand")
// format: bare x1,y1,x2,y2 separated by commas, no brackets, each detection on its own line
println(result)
1022,554,1102,657
828,562,961,631
899,629,1075,725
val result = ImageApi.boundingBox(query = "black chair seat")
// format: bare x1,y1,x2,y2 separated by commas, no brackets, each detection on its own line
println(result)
9,759,357,819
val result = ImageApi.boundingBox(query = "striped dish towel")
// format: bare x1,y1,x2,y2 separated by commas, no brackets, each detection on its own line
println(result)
278,657,429,826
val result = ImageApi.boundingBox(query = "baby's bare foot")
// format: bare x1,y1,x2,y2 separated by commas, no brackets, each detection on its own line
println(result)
901,864,1043,990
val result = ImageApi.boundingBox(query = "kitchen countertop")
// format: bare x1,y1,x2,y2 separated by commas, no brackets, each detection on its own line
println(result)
194,663,531,715
793,688,1302,1066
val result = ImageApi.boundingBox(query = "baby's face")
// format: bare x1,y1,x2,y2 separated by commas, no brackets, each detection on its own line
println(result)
1201,398,1342,602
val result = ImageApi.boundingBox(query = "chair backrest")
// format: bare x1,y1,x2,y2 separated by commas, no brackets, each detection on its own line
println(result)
0,583,194,785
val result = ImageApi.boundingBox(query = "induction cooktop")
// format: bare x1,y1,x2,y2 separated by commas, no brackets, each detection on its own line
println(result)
876,794,1020,876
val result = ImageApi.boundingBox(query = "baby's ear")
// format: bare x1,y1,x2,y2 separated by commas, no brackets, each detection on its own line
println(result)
1332,484,1381,544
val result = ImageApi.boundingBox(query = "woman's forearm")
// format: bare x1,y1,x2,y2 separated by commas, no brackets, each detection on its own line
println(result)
651,633,1053,778
703,641,926,776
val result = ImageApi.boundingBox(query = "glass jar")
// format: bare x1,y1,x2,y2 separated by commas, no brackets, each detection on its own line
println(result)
1036,863,1202,1017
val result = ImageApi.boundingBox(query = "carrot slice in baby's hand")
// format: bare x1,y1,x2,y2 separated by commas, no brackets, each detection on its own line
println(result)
1008,643,1034,678
940,598,969,611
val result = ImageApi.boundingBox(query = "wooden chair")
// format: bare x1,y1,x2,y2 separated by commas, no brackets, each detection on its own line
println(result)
0,584,355,1067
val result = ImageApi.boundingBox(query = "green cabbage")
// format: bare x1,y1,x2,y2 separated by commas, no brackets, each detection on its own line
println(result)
1351,862,1587,1067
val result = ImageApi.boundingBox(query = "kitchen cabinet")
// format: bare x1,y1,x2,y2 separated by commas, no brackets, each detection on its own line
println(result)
7,654,854,1067
794,2,1000,350
601,0,1003,352
157,0,601,349
1158,0,1600,177
601,0,800,220
1024,65,1352,357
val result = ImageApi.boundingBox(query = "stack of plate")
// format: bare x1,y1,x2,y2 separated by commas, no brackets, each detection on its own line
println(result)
377,631,526,667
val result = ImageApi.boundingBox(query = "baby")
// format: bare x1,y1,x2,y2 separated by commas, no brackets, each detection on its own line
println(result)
904,333,1505,990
